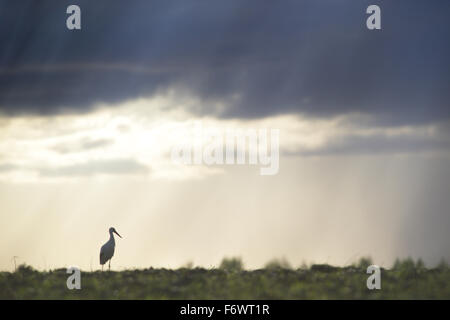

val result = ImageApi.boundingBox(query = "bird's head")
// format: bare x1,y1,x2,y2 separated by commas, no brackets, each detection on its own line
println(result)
109,227,122,238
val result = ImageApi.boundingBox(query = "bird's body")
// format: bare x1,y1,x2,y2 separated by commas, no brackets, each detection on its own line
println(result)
100,236,115,265
99,227,122,271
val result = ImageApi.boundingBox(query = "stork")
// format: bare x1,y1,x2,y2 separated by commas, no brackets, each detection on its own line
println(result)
100,227,122,271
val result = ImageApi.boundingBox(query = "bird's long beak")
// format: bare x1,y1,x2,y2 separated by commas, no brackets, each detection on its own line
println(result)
114,230,122,238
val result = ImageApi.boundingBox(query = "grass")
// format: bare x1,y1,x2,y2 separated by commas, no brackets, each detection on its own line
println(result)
1,258,450,299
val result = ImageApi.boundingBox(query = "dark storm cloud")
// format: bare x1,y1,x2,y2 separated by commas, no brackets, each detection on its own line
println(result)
0,0,449,125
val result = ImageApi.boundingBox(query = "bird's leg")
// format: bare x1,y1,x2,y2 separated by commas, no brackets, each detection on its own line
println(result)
109,260,111,271
101,265,103,272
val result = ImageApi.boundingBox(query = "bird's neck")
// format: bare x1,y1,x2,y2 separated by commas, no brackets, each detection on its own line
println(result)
109,232,115,242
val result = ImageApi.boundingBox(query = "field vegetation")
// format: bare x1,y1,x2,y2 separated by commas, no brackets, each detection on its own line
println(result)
1,257,450,299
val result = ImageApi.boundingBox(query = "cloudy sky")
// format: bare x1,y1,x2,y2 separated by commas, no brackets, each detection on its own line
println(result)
0,0,449,271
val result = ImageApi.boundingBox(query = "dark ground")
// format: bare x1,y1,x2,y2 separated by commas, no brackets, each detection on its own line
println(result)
1,258,450,299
